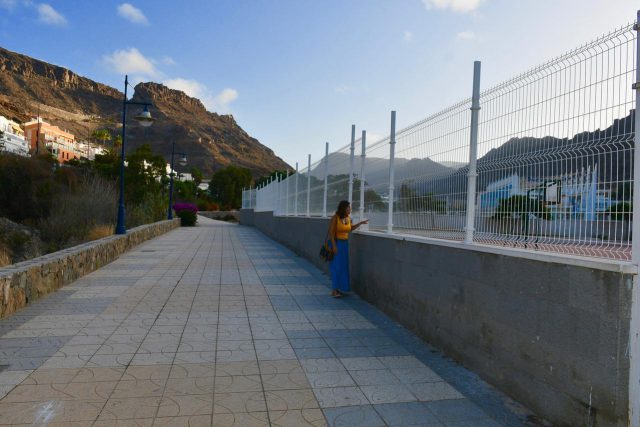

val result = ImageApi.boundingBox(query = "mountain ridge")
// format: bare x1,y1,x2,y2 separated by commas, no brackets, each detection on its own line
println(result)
0,46,290,176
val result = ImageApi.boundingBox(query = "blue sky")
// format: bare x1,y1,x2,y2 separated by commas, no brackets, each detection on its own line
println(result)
0,0,637,168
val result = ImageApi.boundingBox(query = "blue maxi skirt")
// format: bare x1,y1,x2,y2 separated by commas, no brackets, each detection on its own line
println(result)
330,239,350,292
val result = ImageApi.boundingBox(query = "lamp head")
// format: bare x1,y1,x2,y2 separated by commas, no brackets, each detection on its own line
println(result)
135,105,155,128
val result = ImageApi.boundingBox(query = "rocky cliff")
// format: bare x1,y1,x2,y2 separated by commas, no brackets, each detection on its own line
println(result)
0,46,290,176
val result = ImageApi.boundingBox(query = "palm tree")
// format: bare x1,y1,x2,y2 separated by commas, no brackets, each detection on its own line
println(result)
91,129,112,146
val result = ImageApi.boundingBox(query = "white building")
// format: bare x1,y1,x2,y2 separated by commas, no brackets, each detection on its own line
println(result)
0,116,29,157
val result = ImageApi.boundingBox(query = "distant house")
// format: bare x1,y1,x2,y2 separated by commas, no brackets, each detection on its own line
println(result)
0,116,29,157
23,118,82,163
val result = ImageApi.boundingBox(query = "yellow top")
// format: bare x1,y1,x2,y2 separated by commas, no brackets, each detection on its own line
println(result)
335,216,351,240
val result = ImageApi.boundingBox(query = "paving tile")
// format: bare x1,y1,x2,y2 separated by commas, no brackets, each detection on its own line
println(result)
213,391,267,413
72,367,125,383
211,411,269,427
123,365,172,381
269,408,328,427
322,405,386,427
164,377,214,395
214,375,263,392
300,358,345,374
409,382,464,401
350,369,400,386
374,401,444,426
340,357,385,371
152,415,212,426
312,386,368,408
156,394,214,417
424,399,490,422
295,347,336,359
111,379,166,398
265,388,320,410
360,384,417,404
306,371,355,388
98,396,162,421
391,367,443,384
216,361,260,377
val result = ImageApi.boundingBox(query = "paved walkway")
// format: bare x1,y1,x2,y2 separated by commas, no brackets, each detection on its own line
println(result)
0,217,532,426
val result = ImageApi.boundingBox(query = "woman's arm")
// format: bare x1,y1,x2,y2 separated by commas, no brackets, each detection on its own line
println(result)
351,219,369,230
328,216,338,253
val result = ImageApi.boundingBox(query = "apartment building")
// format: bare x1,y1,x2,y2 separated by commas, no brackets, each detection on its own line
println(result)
23,118,82,162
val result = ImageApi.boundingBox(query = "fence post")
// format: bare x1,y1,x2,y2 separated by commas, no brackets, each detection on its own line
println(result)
294,162,299,216
465,61,481,244
387,111,397,233
285,170,290,215
359,130,367,224
323,142,329,217
276,173,281,215
348,125,356,204
306,154,311,217
629,11,640,427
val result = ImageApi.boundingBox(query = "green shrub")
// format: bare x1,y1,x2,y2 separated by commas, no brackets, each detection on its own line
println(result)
177,210,197,226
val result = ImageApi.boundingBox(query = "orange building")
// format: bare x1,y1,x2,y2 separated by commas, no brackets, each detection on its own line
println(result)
23,119,81,163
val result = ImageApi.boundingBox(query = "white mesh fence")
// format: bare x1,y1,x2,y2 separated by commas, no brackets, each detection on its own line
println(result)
243,19,638,261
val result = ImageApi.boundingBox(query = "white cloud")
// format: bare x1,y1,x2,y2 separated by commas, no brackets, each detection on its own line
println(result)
422,0,483,13
162,56,176,66
164,78,207,98
117,3,148,25
213,88,239,110
37,3,66,26
457,31,476,39
404,31,413,42
103,47,160,78
163,78,238,112
335,85,352,94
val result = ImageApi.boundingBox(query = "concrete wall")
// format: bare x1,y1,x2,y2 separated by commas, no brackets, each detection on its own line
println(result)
240,209,632,427
0,219,180,319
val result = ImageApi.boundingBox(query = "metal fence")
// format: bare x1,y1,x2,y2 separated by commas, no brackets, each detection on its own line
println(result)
244,16,639,262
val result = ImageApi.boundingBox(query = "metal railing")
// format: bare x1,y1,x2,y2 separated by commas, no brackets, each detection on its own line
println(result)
244,15,639,262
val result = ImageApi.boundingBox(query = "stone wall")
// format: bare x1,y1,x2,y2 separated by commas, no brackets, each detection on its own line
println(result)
240,209,633,426
0,219,180,319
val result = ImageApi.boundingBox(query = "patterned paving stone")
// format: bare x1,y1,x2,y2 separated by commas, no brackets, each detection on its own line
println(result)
0,218,531,426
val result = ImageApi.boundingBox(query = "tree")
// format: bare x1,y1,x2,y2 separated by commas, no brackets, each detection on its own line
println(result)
190,167,203,186
209,166,252,209
493,195,551,220
605,202,631,221
492,194,551,243
91,129,112,146
255,170,290,187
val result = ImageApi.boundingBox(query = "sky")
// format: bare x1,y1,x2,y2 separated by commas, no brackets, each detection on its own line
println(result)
0,0,637,169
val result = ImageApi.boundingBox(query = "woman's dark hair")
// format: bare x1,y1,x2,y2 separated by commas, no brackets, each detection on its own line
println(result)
336,200,350,218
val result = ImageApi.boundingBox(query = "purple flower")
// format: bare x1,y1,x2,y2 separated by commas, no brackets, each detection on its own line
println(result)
173,202,198,213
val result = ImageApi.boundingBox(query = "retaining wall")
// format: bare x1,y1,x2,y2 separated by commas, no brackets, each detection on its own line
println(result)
0,219,180,319
199,211,239,221
241,209,633,426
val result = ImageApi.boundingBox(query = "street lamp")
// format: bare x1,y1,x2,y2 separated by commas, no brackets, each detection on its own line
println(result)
115,75,155,235
168,140,187,220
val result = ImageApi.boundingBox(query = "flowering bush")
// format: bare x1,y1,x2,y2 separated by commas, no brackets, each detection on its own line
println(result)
173,202,198,226
173,202,198,213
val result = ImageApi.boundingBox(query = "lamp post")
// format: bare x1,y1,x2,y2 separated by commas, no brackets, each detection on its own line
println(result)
115,75,155,235
168,140,187,220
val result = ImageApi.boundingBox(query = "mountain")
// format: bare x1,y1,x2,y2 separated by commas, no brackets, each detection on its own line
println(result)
422,111,635,199
0,46,289,177
311,152,456,188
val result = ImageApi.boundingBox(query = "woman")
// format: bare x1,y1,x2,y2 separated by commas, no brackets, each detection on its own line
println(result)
327,200,368,297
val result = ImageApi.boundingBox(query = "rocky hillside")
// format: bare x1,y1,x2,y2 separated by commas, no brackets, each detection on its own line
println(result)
0,46,289,176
